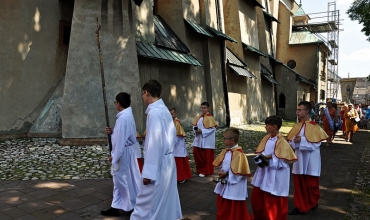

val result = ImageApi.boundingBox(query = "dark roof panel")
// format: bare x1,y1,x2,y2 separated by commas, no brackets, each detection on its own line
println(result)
250,0,264,8
226,48,246,67
207,26,237,43
136,42,202,66
184,19,213,37
229,64,256,78
243,43,269,57
263,11,280,23
226,48,256,78
154,15,190,53
261,64,279,84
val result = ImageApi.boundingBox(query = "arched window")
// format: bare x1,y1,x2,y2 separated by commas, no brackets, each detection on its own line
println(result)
279,93,286,109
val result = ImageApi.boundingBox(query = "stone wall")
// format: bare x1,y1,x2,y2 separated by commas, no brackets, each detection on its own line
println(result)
62,0,143,139
0,0,70,138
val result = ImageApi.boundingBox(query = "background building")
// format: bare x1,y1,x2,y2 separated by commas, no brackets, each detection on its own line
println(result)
353,77,370,104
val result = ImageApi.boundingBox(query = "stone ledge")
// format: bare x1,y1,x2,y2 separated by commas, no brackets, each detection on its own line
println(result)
0,133,28,140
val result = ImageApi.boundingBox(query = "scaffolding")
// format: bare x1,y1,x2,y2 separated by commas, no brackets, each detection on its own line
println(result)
293,1,342,101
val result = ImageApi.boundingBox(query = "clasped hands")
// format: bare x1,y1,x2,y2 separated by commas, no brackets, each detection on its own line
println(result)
293,135,301,143
143,178,151,185
218,170,228,179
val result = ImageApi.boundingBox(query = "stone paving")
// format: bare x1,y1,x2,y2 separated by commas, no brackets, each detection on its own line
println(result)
0,138,111,181
0,129,369,220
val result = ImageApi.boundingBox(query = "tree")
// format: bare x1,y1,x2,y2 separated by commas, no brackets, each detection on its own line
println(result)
347,0,370,41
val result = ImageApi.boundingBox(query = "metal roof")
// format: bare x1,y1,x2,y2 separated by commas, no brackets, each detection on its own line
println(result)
263,11,280,23
243,43,269,57
228,65,255,78
226,48,245,67
297,74,316,88
136,42,203,66
207,26,237,43
184,19,213,37
261,64,279,84
226,48,256,78
289,31,322,45
154,15,190,53
294,7,306,17
250,0,264,8
269,55,283,64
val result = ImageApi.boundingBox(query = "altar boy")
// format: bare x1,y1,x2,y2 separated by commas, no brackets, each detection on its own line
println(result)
213,127,251,220
251,115,297,220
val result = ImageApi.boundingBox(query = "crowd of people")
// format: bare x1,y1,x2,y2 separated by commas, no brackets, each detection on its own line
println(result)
314,98,369,145
98,79,366,219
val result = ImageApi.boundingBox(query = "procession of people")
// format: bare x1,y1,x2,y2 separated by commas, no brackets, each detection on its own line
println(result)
99,79,363,220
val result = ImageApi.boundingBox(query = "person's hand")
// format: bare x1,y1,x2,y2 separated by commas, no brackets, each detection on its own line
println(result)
195,129,202,135
218,171,227,178
105,127,112,135
108,156,112,162
143,178,151,185
294,135,301,143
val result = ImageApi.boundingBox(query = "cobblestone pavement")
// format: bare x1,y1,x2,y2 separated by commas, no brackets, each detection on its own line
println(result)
0,128,369,220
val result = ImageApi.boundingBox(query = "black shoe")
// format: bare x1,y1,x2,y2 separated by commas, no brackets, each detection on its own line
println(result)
101,207,120,217
288,207,304,215
311,204,318,211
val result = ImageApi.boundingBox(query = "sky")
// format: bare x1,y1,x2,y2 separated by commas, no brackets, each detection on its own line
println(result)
301,0,370,79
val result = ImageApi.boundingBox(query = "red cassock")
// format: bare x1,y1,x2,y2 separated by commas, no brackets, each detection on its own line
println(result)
193,147,215,175
174,156,192,181
293,174,320,213
251,187,288,220
216,195,252,220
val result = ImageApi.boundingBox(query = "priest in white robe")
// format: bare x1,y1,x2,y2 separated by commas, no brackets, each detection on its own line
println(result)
131,79,182,220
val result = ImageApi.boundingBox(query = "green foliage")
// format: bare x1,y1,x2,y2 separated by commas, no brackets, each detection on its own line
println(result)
347,0,370,41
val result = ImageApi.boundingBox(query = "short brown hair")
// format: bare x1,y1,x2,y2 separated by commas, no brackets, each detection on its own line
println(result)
224,127,240,143
142,79,162,97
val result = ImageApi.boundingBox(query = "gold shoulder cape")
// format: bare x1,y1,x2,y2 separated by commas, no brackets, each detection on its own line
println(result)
212,146,251,176
255,134,297,163
286,120,328,143
174,119,186,137
191,112,217,128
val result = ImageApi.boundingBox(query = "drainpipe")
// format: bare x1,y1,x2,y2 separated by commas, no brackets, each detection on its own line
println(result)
220,40,230,127
265,0,279,115
216,0,230,127
316,43,320,103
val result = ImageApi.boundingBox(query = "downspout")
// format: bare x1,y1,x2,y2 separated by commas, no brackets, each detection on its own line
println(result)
265,0,279,115
220,40,230,127
316,43,320,102
216,0,230,127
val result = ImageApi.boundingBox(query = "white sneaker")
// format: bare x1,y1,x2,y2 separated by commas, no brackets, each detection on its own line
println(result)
198,174,205,177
